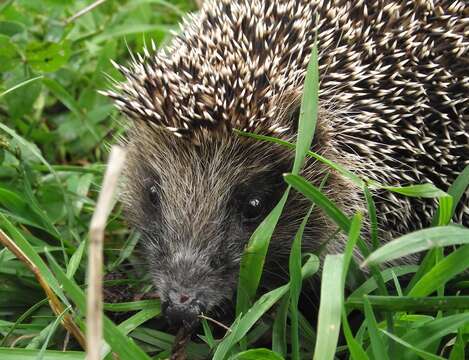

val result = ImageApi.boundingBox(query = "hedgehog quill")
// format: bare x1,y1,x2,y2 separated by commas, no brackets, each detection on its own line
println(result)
102,0,469,327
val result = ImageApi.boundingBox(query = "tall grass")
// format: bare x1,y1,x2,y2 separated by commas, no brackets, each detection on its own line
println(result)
1,1,469,359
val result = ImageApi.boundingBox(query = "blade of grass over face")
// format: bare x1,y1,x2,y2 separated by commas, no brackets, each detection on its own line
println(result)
235,190,290,316
289,206,314,360
341,310,369,360
236,43,319,317
284,174,350,233
234,130,364,188
215,254,319,360
313,254,344,360
362,226,469,267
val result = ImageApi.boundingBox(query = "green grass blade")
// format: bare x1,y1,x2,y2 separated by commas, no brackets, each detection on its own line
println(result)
0,348,85,360
362,226,469,267
313,254,344,360
0,214,67,304
380,330,445,360
234,130,364,188
284,174,350,232
215,255,319,360
229,348,284,360
445,165,469,217
343,213,362,284
236,41,319,317
448,331,465,360
381,184,447,198
0,75,43,98
236,189,289,316
45,253,151,360
364,187,379,250
400,313,469,357
292,41,318,175
407,245,469,297
271,295,288,357
341,310,369,360
346,295,469,312
363,297,390,360
348,265,418,299
117,306,161,335
289,206,313,360
37,306,71,360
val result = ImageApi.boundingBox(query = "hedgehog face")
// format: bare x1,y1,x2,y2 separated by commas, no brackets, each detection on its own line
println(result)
122,128,313,325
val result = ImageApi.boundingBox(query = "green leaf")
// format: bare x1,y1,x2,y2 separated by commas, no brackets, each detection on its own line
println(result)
26,41,71,73
313,254,344,360
446,165,469,216
42,78,100,141
362,226,469,267
0,34,19,72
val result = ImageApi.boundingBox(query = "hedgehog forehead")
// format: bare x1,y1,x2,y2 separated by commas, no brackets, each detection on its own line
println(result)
127,128,290,197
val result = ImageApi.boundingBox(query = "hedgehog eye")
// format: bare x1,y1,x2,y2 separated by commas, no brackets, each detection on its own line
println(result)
242,196,264,221
148,184,159,207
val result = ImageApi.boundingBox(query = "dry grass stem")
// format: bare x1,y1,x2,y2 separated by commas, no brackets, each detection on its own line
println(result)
86,146,127,360
66,0,107,24
0,229,87,349
198,314,232,332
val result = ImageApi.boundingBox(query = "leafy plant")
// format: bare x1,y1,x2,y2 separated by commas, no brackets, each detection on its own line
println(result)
1,1,468,359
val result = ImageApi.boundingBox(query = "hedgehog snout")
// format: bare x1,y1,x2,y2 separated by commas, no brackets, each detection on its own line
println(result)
162,289,206,328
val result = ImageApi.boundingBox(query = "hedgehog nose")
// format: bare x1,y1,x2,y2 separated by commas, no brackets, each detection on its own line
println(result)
162,292,204,328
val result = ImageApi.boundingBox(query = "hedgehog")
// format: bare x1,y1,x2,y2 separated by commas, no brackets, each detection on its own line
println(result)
102,0,469,326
